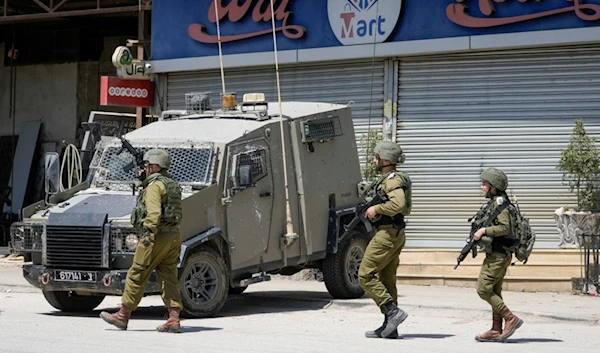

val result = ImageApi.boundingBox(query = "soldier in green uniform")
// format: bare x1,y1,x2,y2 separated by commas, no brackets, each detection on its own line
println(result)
100,149,184,333
358,141,412,339
472,168,523,342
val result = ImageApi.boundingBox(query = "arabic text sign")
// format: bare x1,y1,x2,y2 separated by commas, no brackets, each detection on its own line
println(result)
447,0,600,28
152,0,600,61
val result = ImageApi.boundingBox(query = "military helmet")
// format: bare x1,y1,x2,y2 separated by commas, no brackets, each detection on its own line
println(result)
480,168,508,192
374,141,405,164
143,149,171,169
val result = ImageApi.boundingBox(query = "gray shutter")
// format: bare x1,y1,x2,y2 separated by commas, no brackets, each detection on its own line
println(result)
397,48,600,249
166,59,385,164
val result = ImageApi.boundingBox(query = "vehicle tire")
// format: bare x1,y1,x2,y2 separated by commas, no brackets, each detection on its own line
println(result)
228,285,248,295
322,230,367,299
42,290,105,312
179,247,229,318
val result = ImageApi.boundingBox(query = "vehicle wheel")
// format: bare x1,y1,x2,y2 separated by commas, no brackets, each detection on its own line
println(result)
228,285,248,295
42,290,105,312
322,230,367,299
179,247,229,318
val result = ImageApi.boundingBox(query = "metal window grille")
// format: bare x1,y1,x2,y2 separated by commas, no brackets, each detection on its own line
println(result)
302,116,343,143
238,150,267,183
93,144,215,192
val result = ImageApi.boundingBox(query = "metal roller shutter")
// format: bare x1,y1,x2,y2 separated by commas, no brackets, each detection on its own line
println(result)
397,48,600,249
166,59,385,164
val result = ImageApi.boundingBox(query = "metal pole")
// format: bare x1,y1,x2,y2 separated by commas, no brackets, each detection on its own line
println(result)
135,2,144,129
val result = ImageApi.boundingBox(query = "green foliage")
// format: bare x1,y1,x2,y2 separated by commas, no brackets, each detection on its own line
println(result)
359,130,383,181
556,120,600,211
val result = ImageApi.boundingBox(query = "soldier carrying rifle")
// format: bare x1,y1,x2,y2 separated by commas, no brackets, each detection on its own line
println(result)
471,168,524,342
358,141,412,339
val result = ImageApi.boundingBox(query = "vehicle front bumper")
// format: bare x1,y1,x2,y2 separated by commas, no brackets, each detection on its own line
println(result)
23,264,161,295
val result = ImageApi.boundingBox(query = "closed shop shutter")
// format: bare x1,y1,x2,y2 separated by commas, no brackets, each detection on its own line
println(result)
166,59,385,164
397,48,600,248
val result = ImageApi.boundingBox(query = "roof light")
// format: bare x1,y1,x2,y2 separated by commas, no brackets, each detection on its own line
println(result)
243,93,265,103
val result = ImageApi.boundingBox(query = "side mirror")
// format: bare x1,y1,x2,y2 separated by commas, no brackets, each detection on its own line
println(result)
44,152,61,195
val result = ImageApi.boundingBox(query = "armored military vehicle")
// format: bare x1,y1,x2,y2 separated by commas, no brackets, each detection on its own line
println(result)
10,93,370,317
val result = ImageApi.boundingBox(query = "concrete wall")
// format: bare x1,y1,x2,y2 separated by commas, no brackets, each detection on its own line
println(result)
0,43,78,145
0,43,78,204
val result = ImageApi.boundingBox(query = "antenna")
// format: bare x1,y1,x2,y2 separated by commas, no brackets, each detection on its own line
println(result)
270,0,298,248
364,0,380,180
213,0,226,95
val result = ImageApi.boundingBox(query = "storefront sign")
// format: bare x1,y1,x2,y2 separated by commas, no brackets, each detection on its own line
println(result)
328,0,402,45
447,0,600,28
100,76,154,107
152,0,600,60
111,46,154,80
188,0,306,44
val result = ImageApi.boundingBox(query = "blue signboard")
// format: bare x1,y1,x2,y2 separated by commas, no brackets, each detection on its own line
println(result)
152,0,600,61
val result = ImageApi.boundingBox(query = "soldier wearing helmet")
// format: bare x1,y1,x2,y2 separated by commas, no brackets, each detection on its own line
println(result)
358,141,411,339
101,149,184,333
472,168,523,342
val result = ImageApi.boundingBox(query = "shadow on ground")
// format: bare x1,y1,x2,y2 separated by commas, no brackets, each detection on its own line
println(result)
505,338,563,344
401,334,454,340
40,290,365,320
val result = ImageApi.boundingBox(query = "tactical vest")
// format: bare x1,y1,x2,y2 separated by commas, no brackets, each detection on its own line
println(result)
473,195,516,254
131,175,183,230
369,171,412,227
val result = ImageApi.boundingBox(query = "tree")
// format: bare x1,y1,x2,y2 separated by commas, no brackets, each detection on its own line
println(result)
556,119,600,211
359,130,383,181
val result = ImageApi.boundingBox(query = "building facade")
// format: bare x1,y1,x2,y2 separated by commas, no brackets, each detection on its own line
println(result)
149,0,600,249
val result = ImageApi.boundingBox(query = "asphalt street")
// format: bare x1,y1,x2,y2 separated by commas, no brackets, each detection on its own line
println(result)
0,260,598,353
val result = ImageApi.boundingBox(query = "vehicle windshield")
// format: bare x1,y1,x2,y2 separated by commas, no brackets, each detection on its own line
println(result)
89,142,215,192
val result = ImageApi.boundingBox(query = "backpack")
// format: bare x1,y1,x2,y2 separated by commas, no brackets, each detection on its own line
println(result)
397,172,412,216
507,198,536,264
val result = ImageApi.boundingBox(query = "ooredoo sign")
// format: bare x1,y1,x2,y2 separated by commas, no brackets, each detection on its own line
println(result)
100,76,154,107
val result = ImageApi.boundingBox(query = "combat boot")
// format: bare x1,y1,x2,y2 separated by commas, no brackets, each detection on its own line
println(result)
498,306,523,342
365,316,399,339
380,302,408,338
100,304,132,330
157,307,183,333
475,316,503,342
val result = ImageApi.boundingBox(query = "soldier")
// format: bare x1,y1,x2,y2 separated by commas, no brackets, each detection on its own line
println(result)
359,141,411,339
100,149,184,333
472,168,523,342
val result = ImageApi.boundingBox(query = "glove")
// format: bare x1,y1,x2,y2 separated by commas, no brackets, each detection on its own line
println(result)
140,228,154,247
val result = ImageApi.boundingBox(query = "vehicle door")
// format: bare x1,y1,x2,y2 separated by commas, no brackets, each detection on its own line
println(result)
224,139,273,267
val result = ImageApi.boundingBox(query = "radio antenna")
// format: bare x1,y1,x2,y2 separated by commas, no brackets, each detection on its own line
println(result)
270,0,298,248
364,0,380,180
213,0,226,95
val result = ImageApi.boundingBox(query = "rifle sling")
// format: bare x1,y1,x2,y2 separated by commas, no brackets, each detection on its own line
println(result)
481,201,509,228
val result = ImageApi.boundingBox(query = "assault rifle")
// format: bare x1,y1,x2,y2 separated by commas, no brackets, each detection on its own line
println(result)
117,136,144,175
454,200,510,269
338,190,388,244
454,215,481,270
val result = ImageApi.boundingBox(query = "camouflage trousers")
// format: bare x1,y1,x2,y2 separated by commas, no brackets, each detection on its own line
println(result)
122,231,183,310
358,225,406,313
476,251,512,316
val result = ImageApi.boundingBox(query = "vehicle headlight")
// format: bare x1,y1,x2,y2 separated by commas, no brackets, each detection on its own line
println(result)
125,233,139,251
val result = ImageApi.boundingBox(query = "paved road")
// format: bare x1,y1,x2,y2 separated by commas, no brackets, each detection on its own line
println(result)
0,262,598,353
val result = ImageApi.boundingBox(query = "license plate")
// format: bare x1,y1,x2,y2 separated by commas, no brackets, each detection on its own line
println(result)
54,270,97,282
